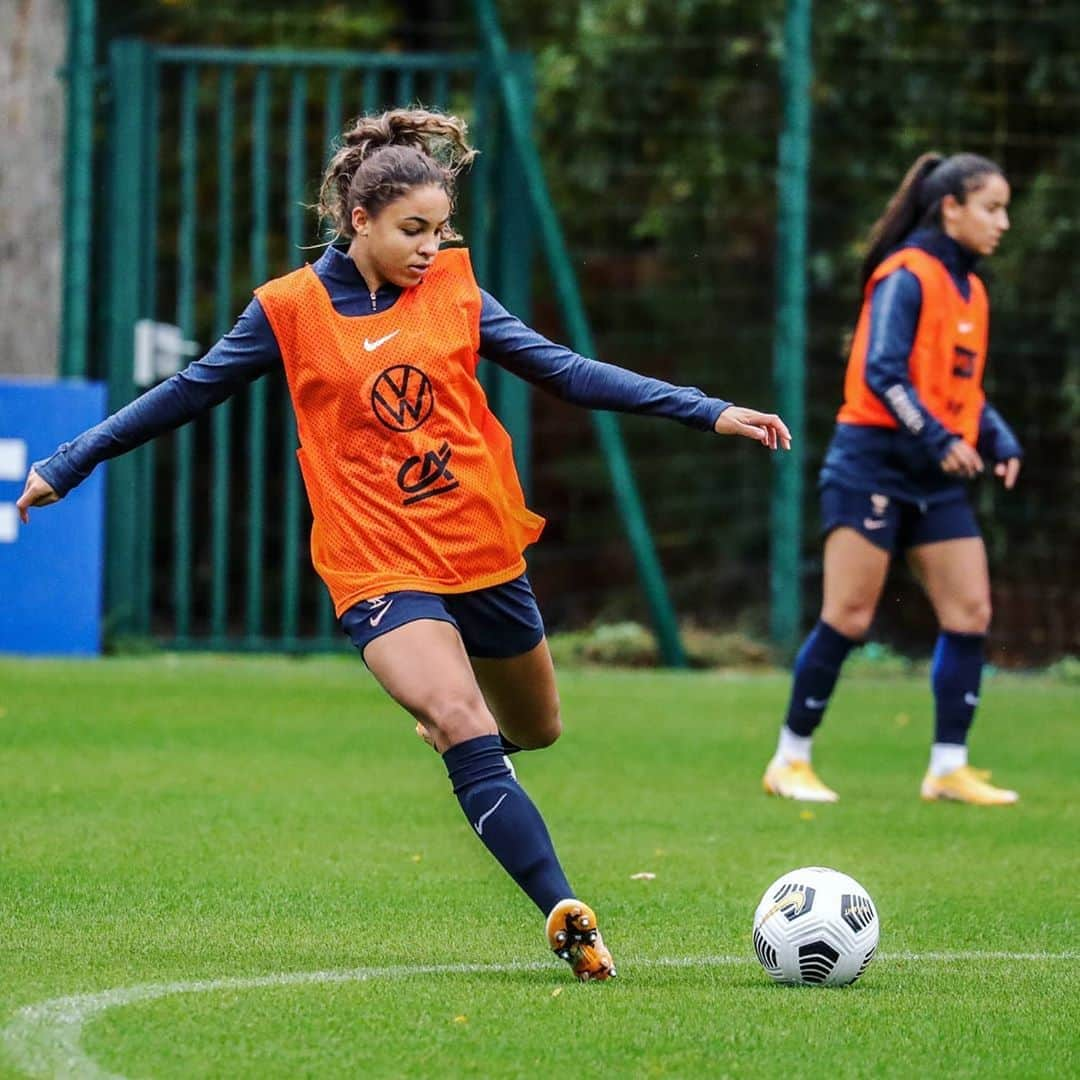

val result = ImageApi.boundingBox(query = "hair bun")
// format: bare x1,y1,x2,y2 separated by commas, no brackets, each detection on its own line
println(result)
317,108,476,240
343,128,386,150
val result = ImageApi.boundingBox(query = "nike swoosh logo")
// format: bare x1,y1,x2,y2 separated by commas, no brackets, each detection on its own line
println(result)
964,692,979,707
805,697,828,710
863,518,889,531
363,330,401,352
761,890,807,924
473,792,509,836
369,598,395,627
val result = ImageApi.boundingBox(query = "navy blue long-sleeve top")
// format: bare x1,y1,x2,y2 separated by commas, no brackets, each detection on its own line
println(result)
36,244,731,496
820,227,1022,505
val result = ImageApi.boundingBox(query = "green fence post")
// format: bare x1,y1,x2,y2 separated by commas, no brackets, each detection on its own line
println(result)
103,39,152,638
281,69,308,648
471,0,688,666
470,66,496,403
246,67,271,645
493,53,535,496
770,0,812,656
60,0,96,379
173,63,199,644
133,47,160,636
316,68,345,643
210,67,236,645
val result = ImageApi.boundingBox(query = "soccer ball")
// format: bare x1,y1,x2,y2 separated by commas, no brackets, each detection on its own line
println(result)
752,866,879,986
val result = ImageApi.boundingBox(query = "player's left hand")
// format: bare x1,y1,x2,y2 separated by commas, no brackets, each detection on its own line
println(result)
714,406,792,450
994,457,1021,489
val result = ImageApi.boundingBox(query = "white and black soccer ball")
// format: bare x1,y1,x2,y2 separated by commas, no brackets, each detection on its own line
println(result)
752,866,879,986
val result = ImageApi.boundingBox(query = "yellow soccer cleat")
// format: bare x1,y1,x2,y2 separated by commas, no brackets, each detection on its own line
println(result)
546,899,616,982
920,764,1018,805
762,756,839,803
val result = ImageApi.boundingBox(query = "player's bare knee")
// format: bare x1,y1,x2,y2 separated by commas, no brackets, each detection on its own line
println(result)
948,597,992,635
823,603,874,641
417,690,493,745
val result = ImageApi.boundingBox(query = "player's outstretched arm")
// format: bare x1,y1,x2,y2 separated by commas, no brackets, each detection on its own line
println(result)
15,469,59,523
714,406,792,450
22,300,281,523
480,291,791,439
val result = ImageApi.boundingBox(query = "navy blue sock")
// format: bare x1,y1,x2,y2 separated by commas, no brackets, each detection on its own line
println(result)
443,734,572,915
931,631,985,744
784,620,858,736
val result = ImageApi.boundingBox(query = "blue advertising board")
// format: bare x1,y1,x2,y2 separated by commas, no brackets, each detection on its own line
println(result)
0,379,107,655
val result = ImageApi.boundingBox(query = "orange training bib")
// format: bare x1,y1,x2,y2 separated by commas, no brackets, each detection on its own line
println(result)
256,247,544,615
837,246,988,446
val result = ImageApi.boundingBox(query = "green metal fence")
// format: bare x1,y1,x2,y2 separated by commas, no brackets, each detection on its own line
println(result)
95,43,538,649
87,39,689,656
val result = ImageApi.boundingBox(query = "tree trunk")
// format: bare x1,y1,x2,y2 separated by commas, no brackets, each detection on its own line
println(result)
0,0,66,377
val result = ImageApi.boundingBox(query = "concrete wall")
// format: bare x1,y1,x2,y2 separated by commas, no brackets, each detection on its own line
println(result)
0,0,67,377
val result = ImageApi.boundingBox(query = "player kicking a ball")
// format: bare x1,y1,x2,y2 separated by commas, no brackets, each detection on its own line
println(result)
18,107,790,980
764,153,1022,807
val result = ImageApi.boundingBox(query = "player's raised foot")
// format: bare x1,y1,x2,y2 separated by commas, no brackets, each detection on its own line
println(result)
546,899,616,982
762,755,839,803
920,764,1018,805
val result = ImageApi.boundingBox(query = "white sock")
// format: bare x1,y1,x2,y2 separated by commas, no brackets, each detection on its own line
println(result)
929,742,968,777
777,726,812,764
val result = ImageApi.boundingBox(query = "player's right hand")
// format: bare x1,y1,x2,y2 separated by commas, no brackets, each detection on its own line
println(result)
714,406,792,450
939,439,983,479
15,468,60,523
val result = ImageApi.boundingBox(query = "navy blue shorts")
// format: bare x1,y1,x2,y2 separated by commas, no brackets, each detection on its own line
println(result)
340,573,546,662
820,483,980,553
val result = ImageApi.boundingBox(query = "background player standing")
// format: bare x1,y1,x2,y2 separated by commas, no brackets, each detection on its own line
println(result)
763,152,1022,807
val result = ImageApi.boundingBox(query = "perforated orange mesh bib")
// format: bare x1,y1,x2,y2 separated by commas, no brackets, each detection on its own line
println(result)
838,246,988,446
257,247,544,615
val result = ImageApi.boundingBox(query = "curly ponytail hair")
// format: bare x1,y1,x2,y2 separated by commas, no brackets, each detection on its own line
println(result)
859,151,1004,289
317,108,478,242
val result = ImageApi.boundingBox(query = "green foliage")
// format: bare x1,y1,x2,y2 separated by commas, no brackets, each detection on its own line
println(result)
548,622,774,670
1046,655,1080,684
551,620,661,667
844,641,918,677
498,0,1080,661
100,1,399,48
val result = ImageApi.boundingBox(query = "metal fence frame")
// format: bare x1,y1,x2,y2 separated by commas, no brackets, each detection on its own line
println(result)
67,37,692,657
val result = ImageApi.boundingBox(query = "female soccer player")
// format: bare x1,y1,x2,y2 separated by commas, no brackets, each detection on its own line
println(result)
763,152,1022,806
18,108,790,980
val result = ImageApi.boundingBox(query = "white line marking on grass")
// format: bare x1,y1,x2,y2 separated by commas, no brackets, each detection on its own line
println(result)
3,952,1075,1080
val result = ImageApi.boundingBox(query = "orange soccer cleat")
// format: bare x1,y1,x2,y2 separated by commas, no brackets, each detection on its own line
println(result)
545,899,616,982
920,764,1019,805
762,755,839,803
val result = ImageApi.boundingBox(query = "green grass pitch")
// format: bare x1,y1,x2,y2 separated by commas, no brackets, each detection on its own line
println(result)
0,656,1075,1078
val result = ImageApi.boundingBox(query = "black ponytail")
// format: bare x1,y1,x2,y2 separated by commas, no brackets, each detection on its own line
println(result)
859,152,1004,290
859,153,943,290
